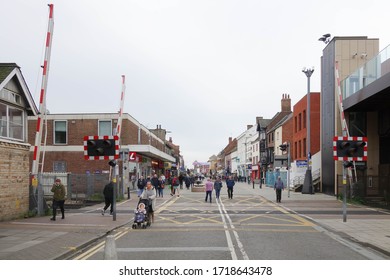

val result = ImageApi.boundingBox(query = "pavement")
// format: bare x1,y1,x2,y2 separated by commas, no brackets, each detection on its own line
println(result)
0,182,389,260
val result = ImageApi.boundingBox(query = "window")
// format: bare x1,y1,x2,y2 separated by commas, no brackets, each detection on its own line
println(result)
294,142,297,159
303,110,306,129
99,120,112,136
54,120,67,144
298,113,302,131
295,116,297,133
0,88,22,105
298,140,302,158
53,161,67,172
303,138,306,158
0,102,24,141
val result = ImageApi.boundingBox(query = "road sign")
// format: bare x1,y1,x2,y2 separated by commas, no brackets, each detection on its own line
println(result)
296,160,307,167
84,135,119,160
333,136,367,161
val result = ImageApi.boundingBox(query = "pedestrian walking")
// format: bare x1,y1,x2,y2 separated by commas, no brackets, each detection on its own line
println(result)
179,174,184,189
214,176,223,200
131,174,136,189
226,176,235,199
140,181,156,223
137,176,146,197
171,175,180,196
205,178,213,203
274,176,285,203
184,176,191,190
151,174,161,196
158,175,165,197
101,181,114,215
50,178,66,221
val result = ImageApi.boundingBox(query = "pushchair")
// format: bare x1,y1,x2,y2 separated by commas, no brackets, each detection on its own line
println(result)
131,198,151,229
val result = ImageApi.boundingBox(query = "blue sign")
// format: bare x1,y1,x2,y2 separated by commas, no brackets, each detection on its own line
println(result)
296,160,307,167
247,164,252,170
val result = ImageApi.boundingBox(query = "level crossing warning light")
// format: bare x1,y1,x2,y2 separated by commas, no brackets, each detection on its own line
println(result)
84,135,119,160
333,136,367,161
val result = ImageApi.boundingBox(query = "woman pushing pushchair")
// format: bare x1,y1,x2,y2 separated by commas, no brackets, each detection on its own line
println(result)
140,181,156,223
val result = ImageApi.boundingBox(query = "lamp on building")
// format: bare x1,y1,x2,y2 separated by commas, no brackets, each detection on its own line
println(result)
302,67,314,194
318,33,331,44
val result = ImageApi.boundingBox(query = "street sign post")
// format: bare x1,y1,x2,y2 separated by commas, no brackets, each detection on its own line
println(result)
333,136,367,222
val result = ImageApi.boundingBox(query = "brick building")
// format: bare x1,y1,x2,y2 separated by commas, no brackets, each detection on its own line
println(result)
0,63,38,221
27,113,176,189
292,92,320,161
266,94,292,169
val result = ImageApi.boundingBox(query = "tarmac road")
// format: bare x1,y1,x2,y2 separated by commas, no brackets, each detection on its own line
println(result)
72,182,389,260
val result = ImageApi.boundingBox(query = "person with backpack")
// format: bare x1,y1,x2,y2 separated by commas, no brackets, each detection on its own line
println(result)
171,175,180,197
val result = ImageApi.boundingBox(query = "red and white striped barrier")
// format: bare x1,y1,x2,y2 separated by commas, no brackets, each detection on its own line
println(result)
31,4,54,178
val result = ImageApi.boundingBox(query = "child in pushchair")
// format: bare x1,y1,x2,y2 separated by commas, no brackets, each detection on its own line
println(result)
132,199,151,229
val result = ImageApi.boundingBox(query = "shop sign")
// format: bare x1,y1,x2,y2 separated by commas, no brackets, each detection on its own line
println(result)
296,160,307,167
129,152,137,161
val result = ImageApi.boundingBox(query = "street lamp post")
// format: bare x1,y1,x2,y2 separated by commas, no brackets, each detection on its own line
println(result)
302,67,314,194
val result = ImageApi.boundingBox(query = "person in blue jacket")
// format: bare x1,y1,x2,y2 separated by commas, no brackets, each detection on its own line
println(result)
226,176,235,199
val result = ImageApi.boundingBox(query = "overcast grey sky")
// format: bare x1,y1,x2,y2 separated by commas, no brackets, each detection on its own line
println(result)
1,0,389,167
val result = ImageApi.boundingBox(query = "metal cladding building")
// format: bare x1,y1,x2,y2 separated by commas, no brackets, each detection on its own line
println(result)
321,36,390,201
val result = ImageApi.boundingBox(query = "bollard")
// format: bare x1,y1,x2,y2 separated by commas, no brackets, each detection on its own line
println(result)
104,235,118,260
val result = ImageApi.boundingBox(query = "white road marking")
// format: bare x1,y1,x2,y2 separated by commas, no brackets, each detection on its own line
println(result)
216,198,249,260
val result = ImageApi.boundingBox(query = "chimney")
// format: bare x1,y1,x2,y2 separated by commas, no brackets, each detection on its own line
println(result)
169,137,172,143
281,94,291,112
229,137,232,143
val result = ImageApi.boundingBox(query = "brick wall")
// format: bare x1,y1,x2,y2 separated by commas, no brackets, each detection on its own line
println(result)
27,114,171,174
282,116,293,147
292,93,320,161
0,142,30,221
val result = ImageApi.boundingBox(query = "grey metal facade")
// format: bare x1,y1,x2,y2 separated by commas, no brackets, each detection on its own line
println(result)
321,41,336,195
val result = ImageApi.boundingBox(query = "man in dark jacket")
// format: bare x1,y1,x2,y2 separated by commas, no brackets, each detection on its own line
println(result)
151,174,161,195
102,181,114,215
226,176,235,199
137,176,147,197
51,178,66,221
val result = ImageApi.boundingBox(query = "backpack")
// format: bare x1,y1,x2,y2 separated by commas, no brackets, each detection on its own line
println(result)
173,178,179,186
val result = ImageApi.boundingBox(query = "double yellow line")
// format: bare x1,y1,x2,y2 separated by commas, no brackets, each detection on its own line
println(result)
72,228,129,260
73,197,179,260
